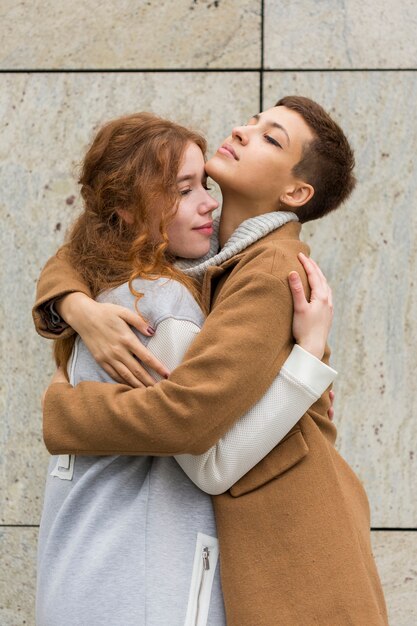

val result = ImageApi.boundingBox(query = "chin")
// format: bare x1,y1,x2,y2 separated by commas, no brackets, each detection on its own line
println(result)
205,154,225,183
182,244,211,260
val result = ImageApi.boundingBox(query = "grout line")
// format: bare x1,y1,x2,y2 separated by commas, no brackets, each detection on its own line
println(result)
0,68,416,75
0,68,261,74
1,525,415,530
1,524,40,528
371,526,417,532
259,0,265,111
0,524,417,532
263,68,417,73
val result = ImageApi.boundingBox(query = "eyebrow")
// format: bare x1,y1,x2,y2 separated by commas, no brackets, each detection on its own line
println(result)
252,114,291,146
177,173,196,183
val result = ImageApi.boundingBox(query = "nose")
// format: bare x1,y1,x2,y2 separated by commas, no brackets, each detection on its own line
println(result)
201,189,219,213
231,125,248,145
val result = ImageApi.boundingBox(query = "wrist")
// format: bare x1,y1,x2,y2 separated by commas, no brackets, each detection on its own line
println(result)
297,340,324,361
56,292,92,331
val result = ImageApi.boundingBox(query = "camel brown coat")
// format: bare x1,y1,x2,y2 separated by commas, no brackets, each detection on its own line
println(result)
34,222,388,625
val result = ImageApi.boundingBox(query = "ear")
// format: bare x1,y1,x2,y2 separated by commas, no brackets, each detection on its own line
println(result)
280,182,314,208
116,208,135,225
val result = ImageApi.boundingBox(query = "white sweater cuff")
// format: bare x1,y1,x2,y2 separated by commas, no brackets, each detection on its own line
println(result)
281,344,337,398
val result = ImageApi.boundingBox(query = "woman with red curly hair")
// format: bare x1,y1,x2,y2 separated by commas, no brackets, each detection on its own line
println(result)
35,112,335,625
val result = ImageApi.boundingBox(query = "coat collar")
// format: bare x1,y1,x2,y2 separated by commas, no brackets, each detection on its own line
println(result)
201,220,303,306
180,211,299,282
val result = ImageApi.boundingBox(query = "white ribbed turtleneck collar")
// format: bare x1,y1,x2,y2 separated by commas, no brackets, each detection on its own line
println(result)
176,210,299,281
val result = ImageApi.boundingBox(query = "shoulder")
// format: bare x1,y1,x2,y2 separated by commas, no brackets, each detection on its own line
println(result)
97,277,205,329
214,223,311,308
234,224,310,281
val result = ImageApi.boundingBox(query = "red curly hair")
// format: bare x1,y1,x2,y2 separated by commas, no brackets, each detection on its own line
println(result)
54,112,208,369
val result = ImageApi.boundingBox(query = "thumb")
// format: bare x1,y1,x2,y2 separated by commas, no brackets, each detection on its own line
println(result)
288,272,307,312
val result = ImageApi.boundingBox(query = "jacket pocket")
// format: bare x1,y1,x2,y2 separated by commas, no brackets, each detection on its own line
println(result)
184,532,220,626
229,428,308,497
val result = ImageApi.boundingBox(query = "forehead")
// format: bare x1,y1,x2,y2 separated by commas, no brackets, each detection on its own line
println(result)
177,142,205,178
259,106,314,145
178,141,205,173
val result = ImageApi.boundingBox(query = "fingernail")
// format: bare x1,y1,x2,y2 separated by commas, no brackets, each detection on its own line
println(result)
147,326,155,335
289,272,298,281
164,373,169,379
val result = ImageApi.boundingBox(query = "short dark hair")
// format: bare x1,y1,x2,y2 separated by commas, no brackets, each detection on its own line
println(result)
275,95,356,223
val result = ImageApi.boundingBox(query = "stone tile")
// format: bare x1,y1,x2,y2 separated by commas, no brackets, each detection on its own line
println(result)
265,0,417,68
0,0,261,69
264,72,417,526
0,71,259,524
0,527,37,625
372,531,417,626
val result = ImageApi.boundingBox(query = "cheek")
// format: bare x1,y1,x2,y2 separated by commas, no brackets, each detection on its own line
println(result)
236,158,269,188
167,210,188,243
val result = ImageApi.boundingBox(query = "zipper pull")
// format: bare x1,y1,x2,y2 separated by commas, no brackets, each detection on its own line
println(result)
202,546,210,571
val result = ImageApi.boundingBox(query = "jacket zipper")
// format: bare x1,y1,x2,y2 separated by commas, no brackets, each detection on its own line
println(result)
195,547,210,625
184,533,219,626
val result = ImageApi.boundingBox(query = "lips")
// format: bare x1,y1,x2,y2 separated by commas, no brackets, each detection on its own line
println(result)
218,143,239,160
193,221,214,235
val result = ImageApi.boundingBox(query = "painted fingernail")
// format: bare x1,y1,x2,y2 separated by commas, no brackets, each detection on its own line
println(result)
147,326,155,335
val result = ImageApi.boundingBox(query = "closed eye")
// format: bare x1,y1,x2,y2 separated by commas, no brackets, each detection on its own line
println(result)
265,135,282,148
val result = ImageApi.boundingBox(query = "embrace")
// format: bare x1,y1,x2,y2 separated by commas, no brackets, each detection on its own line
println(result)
33,95,388,625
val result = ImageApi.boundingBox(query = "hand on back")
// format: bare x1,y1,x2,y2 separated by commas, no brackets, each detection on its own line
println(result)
288,252,335,421
288,252,333,361
57,292,170,387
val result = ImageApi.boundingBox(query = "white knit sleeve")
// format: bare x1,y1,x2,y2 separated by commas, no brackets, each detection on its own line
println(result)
147,318,337,495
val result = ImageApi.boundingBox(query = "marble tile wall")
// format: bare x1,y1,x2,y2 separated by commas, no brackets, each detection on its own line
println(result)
264,71,417,528
1,1,416,624
265,0,417,69
1,0,261,69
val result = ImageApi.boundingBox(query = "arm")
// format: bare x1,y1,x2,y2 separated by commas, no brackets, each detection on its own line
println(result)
33,249,169,385
176,344,335,494
43,253,328,457
113,274,335,493
176,256,336,494
32,247,92,339
47,279,335,494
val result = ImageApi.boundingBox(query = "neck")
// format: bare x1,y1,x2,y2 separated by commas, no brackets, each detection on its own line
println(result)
218,192,279,247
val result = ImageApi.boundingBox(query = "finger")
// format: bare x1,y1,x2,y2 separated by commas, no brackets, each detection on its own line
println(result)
112,361,147,388
121,352,159,387
288,272,308,312
118,307,155,337
329,389,335,403
306,256,328,294
101,362,128,385
310,257,327,283
328,407,334,421
127,342,170,380
297,253,323,296
328,287,333,309
307,257,329,292
300,254,330,303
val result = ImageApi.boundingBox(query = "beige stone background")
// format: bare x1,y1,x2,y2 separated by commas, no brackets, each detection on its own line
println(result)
0,0,416,624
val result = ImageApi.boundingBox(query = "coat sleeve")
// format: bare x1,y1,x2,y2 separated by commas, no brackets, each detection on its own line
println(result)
176,343,336,494
133,312,336,494
32,248,93,339
43,266,315,456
